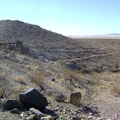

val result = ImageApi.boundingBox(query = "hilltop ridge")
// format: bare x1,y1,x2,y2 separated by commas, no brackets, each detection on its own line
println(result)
0,20,72,47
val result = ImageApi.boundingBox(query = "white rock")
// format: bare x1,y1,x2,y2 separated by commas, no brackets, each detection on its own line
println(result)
97,117,104,120
29,108,45,117
41,115,54,120
26,114,37,120
19,112,24,119
88,115,93,119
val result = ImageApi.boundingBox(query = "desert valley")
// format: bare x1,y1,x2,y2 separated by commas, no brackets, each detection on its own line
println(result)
0,20,120,120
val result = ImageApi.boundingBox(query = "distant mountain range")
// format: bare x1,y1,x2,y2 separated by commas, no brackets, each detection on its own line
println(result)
106,33,120,36
69,33,120,38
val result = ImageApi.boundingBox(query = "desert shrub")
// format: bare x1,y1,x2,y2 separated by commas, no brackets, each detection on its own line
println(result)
32,75,42,84
90,86,97,98
0,88,3,98
5,85,25,99
45,90,53,97
31,72,45,85
46,89,67,102
55,93,67,102
62,66,78,80
0,73,8,98
110,85,120,97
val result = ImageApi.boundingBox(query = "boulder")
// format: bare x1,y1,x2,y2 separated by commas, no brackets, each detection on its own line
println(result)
19,88,48,110
70,92,82,106
1,98,23,110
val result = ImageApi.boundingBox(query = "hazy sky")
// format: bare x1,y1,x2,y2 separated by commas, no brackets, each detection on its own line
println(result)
0,0,120,35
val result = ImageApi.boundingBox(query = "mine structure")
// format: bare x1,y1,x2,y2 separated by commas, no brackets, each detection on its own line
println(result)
0,41,29,55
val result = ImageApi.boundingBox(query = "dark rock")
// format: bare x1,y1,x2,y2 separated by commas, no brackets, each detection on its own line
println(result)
51,78,55,82
72,117,81,120
82,105,98,114
82,105,92,113
10,108,20,114
19,88,48,110
1,98,23,110
111,69,119,73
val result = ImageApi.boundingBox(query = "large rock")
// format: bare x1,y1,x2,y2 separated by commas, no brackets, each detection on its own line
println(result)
1,98,23,110
70,92,82,106
19,88,48,110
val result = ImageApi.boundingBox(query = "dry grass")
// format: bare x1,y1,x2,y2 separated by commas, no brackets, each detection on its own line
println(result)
90,86,98,98
32,74,44,85
31,70,50,85
62,66,78,80
9,86,23,98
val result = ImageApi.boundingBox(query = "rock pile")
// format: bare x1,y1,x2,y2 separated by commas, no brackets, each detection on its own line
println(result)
0,88,110,120
0,88,54,120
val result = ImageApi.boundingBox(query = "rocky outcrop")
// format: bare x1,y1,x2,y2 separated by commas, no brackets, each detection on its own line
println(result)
19,88,48,110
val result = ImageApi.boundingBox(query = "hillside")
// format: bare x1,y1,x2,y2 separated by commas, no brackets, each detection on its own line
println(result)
0,20,120,72
0,20,74,49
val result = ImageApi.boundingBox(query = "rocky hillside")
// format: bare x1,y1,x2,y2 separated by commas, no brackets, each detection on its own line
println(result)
0,20,73,48
0,20,84,61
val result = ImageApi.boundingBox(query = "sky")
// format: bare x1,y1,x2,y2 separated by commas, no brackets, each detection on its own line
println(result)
0,0,120,36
